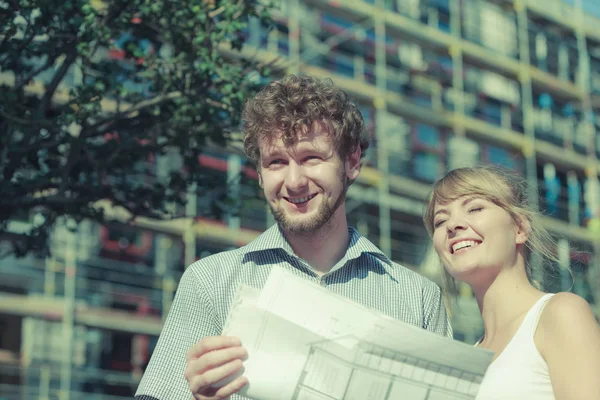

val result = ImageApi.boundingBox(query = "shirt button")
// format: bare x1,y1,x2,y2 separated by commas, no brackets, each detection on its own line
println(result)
319,279,327,287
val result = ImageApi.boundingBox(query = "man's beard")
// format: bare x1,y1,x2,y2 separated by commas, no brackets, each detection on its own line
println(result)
269,176,348,235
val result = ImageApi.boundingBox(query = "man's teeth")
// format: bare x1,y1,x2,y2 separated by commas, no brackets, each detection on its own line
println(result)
288,195,314,204
452,240,480,253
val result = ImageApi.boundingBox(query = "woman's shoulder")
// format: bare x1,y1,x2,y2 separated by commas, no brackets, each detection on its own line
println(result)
538,292,597,339
533,295,600,399
544,292,592,316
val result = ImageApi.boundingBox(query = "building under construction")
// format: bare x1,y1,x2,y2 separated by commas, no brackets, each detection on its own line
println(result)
1,0,599,398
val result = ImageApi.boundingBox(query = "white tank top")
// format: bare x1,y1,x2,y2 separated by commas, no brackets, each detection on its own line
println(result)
475,293,555,400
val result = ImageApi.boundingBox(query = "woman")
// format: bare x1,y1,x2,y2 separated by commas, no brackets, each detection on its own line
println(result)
423,166,600,400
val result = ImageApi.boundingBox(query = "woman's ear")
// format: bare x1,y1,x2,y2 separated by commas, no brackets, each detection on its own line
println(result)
515,216,531,245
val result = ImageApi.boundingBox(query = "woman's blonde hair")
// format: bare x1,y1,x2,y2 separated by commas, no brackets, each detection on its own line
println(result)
423,166,559,308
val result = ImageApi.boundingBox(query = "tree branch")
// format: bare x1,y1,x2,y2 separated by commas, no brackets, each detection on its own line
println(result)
126,90,182,114
81,144,106,183
206,98,233,111
0,193,70,209
57,136,84,197
0,26,17,54
0,108,54,128
13,24,41,54
232,0,246,21
88,90,183,133
208,6,226,18
39,49,78,116
104,141,125,166
15,55,58,92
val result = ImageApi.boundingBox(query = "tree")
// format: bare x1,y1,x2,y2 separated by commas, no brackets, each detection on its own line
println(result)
0,0,273,256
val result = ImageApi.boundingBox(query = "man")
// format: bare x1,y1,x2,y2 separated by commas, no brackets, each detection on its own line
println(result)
135,75,451,400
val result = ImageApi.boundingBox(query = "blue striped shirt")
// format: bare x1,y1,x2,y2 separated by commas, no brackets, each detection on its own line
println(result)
136,224,451,400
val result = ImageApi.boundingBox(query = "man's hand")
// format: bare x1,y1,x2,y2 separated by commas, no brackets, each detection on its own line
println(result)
184,336,248,400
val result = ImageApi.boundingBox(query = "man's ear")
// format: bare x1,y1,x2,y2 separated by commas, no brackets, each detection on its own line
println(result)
258,172,263,188
345,146,361,181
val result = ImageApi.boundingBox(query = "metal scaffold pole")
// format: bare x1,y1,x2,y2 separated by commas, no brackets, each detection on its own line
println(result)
287,0,301,74
40,253,58,400
374,0,392,257
574,0,600,310
515,0,542,281
184,183,197,270
449,0,466,138
60,219,78,400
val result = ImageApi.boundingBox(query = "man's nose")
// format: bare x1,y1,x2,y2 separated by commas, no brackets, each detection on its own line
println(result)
284,162,308,192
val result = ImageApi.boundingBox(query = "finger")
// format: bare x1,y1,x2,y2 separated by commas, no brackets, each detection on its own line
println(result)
188,358,244,395
191,346,247,376
185,346,245,384
186,336,241,361
213,375,249,399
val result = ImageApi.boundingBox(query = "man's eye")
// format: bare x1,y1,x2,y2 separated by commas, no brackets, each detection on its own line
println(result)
469,207,483,213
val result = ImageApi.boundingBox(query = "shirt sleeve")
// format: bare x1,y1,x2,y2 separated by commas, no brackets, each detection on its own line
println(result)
422,281,453,339
135,265,219,400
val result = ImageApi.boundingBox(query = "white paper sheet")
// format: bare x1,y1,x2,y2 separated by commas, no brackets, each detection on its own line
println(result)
221,267,493,400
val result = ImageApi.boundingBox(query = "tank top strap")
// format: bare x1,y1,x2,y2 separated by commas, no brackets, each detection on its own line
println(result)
474,293,555,347
520,293,555,339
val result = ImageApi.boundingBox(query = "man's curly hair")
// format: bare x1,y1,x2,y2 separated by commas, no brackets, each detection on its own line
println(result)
242,75,369,169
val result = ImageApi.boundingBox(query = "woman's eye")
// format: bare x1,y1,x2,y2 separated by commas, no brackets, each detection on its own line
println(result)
469,207,483,213
434,220,446,228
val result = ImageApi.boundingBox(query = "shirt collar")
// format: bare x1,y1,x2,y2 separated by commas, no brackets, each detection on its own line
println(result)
344,227,391,265
243,223,295,256
243,224,392,270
